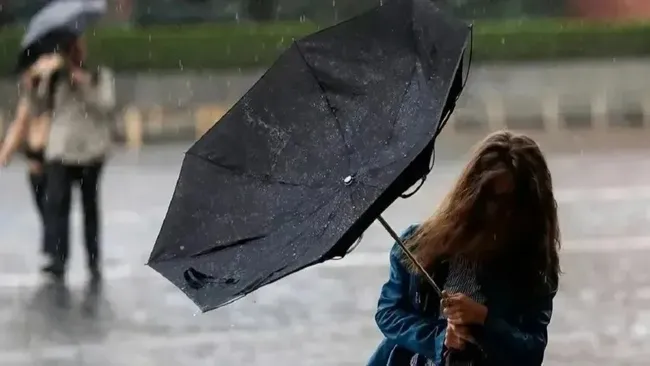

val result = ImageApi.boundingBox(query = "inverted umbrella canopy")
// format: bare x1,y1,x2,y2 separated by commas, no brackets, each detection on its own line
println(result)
148,0,472,312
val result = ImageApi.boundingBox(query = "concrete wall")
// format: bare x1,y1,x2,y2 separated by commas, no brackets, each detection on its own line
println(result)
1,58,649,147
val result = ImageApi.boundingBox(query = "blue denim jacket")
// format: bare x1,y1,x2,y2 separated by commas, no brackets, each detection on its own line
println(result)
367,224,557,366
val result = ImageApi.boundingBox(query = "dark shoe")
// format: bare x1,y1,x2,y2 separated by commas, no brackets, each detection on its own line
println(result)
89,265,102,283
81,276,103,317
41,263,65,282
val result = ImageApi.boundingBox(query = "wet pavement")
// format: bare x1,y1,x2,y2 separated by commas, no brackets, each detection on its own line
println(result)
1,131,650,365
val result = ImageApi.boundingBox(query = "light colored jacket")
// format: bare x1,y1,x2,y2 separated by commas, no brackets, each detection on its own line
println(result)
34,66,116,165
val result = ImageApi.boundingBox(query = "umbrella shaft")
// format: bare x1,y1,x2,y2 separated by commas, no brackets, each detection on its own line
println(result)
377,216,443,297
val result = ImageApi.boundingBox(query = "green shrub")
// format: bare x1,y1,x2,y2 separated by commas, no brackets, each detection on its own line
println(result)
474,19,650,61
0,23,316,73
1,19,650,73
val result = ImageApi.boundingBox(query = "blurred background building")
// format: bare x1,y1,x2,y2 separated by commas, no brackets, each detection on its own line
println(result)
3,0,650,28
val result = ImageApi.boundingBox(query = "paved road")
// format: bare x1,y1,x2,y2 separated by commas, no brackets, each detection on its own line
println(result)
1,131,650,365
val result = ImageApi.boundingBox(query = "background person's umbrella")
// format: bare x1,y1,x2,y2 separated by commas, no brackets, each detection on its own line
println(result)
16,0,107,73
148,0,472,312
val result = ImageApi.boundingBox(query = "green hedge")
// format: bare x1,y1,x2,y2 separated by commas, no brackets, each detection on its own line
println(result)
474,20,650,61
1,19,650,73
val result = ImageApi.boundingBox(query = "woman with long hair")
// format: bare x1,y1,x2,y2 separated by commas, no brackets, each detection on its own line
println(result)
367,131,561,366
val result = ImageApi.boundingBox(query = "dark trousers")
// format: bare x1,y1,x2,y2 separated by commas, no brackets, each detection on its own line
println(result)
44,161,104,271
28,172,47,253
28,172,46,220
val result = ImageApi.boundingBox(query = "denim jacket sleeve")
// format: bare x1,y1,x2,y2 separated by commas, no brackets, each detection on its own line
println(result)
473,287,557,365
374,228,446,361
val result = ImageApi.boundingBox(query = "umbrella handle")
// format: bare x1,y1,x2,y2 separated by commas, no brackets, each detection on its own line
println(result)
377,215,443,297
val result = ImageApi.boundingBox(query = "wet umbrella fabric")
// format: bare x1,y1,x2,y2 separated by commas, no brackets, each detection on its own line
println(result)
16,0,107,73
148,0,472,312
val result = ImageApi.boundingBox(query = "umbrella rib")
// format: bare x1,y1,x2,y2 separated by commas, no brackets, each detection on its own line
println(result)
293,42,353,171
357,180,382,189
283,189,343,243
361,155,414,183
384,63,417,148
359,63,422,175
240,107,321,170
189,235,266,258
239,264,290,296
186,151,326,190
313,193,347,260
176,187,340,260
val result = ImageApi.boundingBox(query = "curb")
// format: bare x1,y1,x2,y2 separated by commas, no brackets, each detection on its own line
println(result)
1,96,649,148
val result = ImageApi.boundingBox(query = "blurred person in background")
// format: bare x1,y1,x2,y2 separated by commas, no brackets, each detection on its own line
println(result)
2,34,115,281
40,35,116,282
368,131,561,366
0,53,64,261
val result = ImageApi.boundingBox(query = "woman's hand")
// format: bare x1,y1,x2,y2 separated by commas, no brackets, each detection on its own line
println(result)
26,54,64,97
70,68,92,86
0,145,12,167
444,322,475,350
20,73,33,91
444,323,466,350
29,54,63,77
442,291,488,326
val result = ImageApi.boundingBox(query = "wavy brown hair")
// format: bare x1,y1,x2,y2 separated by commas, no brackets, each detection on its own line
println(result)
405,131,560,293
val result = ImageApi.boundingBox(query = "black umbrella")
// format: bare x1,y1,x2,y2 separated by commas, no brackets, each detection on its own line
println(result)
148,0,472,312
